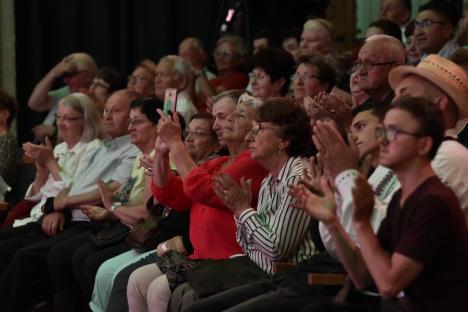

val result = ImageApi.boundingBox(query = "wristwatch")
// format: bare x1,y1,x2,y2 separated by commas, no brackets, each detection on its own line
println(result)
111,202,122,213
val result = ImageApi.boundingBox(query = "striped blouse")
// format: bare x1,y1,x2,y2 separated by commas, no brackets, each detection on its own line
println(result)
235,156,318,275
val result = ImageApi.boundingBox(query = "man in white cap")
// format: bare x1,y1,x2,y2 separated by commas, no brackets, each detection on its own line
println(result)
28,52,97,141
389,53,468,217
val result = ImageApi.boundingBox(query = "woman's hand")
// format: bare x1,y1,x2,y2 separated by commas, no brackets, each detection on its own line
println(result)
23,137,55,165
140,153,155,176
98,180,114,212
156,109,183,149
213,173,252,217
80,205,111,221
154,136,170,159
300,155,325,195
289,177,337,225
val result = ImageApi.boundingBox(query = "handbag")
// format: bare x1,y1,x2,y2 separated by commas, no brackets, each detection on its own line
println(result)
89,222,130,248
126,217,162,251
184,256,269,298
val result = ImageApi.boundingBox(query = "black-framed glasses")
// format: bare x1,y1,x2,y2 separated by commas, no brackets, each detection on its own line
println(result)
375,126,424,142
128,119,146,127
183,129,210,138
414,19,448,29
55,114,83,123
350,61,395,73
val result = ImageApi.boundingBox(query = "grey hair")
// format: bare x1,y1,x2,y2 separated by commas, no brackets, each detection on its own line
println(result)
159,55,192,82
365,34,405,64
59,92,104,142
238,93,263,110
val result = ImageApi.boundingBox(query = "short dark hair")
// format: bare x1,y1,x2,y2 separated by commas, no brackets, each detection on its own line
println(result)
95,67,127,93
404,20,416,38
0,90,17,128
257,97,314,157
368,20,402,42
253,28,277,47
418,0,461,28
252,47,296,95
352,100,387,121
190,112,217,139
449,48,468,68
130,97,163,124
279,27,301,44
296,54,337,92
389,96,444,160
400,0,412,13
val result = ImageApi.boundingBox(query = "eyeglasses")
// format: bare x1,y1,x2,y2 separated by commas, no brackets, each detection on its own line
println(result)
292,73,321,83
214,50,235,58
183,129,210,138
375,126,424,142
55,114,83,123
249,72,269,81
249,123,278,136
414,19,448,29
350,61,395,73
127,75,150,84
128,119,146,127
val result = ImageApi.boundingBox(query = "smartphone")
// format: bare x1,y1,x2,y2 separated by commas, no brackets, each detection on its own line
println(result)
163,88,178,114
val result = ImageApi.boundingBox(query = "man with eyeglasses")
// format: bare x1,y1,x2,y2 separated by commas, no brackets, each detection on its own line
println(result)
389,54,468,215
414,0,460,58
352,35,405,106
28,52,97,142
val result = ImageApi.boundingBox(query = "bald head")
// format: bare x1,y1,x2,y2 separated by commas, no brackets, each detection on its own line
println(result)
364,35,406,65
178,37,207,70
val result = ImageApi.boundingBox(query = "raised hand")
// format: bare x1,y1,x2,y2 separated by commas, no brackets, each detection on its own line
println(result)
300,155,325,195
140,153,155,176
213,173,252,216
289,177,337,224
156,109,183,148
98,180,114,212
23,136,55,165
351,174,375,225
312,120,359,181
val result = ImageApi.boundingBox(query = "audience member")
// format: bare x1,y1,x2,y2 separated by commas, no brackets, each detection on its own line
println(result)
88,66,127,113
300,19,336,57
28,52,97,141
252,28,276,55
0,90,20,186
450,48,468,147
378,0,412,28
389,54,468,213
404,20,422,66
414,0,461,58
250,47,295,101
153,55,198,125
2,93,103,228
127,60,156,97
280,28,301,61
351,34,405,105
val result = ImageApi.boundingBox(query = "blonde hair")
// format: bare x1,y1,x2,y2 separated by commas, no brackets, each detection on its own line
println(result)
59,92,104,142
303,18,335,40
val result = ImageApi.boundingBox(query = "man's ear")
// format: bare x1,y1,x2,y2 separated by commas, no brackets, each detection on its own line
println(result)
417,136,433,158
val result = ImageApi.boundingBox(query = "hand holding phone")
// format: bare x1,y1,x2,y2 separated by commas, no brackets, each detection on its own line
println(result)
163,88,178,114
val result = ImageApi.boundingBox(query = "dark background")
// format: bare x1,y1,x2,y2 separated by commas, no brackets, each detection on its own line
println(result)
13,0,326,143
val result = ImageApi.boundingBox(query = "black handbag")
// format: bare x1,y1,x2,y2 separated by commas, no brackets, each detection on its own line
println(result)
89,222,130,248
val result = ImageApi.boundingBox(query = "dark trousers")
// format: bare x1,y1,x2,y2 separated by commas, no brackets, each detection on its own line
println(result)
105,253,155,312
0,221,98,311
48,224,130,312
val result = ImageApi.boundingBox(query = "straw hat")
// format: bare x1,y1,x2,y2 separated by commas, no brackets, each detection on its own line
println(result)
389,54,468,119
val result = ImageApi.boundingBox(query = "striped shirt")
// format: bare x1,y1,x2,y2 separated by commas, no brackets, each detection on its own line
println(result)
235,157,318,275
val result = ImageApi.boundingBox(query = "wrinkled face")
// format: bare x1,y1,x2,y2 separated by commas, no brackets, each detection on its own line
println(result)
356,42,394,95
247,121,284,162
184,118,218,162
127,66,154,97
211,97,237,145
405,36,422,66
282,37,300,61
252,38,269,55
350,72,369,106
88,78,111,111
350,110,381,159
294,63,328,102
56,103,83,143
222,102,256,143
378,0,409,26
102,93,131,138
154,61,178,100
378,108,425,170
300,27,331,56
128,108,157,150
251,67,281,100
214,41,238,73
178,40,204,69
414,10,452,55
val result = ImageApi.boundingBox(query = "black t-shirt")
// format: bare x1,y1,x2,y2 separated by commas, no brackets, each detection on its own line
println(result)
377,176,468,312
